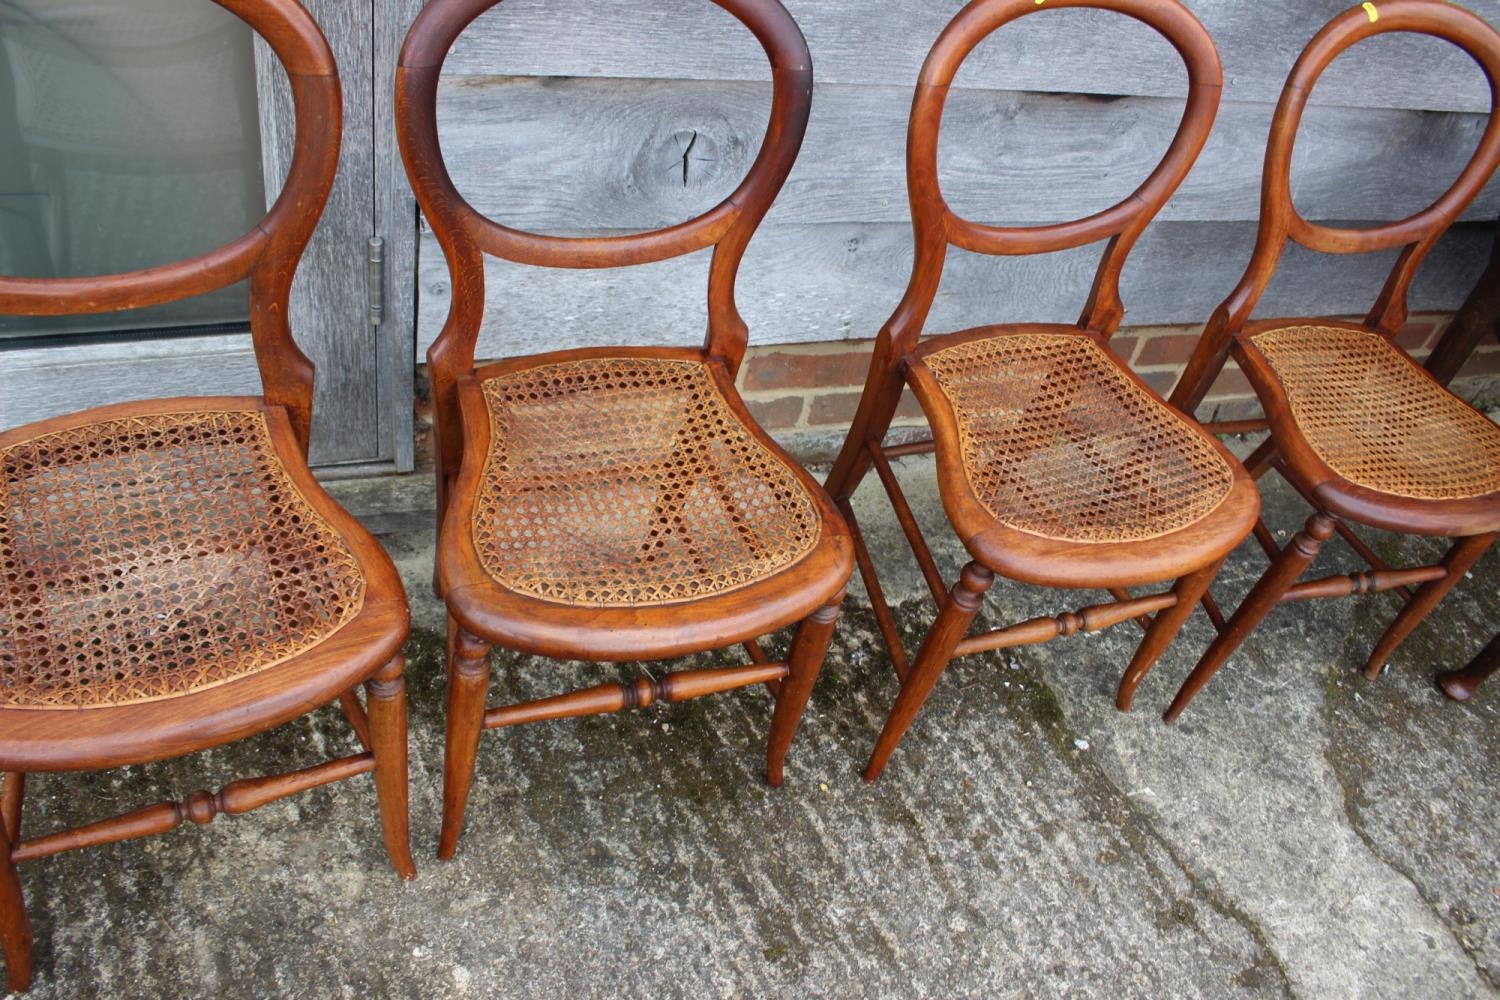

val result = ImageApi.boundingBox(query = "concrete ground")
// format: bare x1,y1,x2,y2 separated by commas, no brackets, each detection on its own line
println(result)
7,443,1500,999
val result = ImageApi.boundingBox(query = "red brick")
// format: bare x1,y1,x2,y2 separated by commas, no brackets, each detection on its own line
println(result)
741,349,870,392
1105,336,1140,364
1137,370,1177,396
1135,334,1200,367
804,388,926,428
745,395,804,431
1204,366,1254,401
807,391,864,427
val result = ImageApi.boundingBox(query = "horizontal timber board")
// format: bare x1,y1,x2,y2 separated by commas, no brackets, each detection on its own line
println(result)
439,0,1500,113
416,220,1489,357
434,77,1500,230
0,334,262,432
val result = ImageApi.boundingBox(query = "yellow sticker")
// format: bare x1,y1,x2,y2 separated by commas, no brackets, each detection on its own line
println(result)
1035,0,1046,5
1362,2,1379,22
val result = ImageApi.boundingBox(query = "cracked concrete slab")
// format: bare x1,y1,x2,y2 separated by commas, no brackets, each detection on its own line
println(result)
5,446,1498,998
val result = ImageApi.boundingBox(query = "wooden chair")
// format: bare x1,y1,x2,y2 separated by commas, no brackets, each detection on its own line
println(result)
395,0,852,859
0,2,415,991
824,0,1260,781
1165,0,1500,722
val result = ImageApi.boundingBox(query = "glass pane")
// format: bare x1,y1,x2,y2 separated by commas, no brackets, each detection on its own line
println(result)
0,0,265,341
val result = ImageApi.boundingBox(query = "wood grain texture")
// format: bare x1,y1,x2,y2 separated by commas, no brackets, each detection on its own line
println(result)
376,0,427,472
439,0,1500,113
256,1,379,466
417,221,1489,356
433,78,1500,233
0,335,262,431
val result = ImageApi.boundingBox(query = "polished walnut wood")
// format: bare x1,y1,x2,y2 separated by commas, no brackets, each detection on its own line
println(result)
0,2,414,991
824,0,1259,781
396,0,853,859
1164,0,1500,722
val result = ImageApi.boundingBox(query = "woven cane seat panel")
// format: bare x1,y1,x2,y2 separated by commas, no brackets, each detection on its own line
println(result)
922,334,1235,543
1251,325,1500,501
0,410,367,710
474,357,820,607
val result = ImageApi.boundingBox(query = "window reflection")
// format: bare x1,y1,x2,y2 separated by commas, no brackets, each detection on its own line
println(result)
0,0,265,340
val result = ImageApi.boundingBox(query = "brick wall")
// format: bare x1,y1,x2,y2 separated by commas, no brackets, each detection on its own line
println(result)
414,312,1500,469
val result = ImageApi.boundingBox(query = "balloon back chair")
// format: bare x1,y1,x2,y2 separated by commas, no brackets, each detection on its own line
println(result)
395,0,853,859
0,1,415,991
824,0,1260,781
1165,0,1500,721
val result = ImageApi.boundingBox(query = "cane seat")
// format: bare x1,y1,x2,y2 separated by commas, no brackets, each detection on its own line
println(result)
468,354,822,608
0,403,369,711
1246,324,1500,502
916,331,1237,544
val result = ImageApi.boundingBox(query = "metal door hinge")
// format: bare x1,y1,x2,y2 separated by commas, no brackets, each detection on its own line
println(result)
366,236,385,327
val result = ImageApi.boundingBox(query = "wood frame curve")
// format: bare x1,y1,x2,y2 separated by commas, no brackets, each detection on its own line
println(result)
395,0,852,859
1159,0,1500,724
0,0,341,452
821,0,1256,781
1171,0,1500,415
396,0,815,531
1,5,413,990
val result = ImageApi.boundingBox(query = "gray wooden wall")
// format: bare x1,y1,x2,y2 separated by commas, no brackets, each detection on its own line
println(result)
416,0,1500,362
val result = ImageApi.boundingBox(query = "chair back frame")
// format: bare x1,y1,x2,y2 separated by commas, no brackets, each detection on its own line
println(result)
395,0,813,515
0,0,342,455
1170,0,1500,415
829,0,1221,500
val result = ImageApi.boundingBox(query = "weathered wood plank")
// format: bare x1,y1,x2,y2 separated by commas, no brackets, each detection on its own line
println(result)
256,0,380,466
0,335,262,431
375,0,426,471
433,78,1499,230
416,221,1490,357
439,0,1500,114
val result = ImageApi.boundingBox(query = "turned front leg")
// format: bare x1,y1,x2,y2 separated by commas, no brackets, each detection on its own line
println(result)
766,595,844,788
438,625,493,861
864,562,994,782
365,655,417,880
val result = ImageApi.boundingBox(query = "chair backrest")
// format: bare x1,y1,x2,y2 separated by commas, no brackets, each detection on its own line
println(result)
0,0,342,455
882,0,1221,358
1172,0,1500,413
395,0,813,477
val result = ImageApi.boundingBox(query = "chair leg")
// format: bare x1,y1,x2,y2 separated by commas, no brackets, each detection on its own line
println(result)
365,655,417,881
0,819,32,994
766,595,844,788
1437,631,1500,702
1116,558,1224,712
438,623,493,861
863,562,994,783
1363,532,1497,680
1,773,22,847
1164,511,1337,724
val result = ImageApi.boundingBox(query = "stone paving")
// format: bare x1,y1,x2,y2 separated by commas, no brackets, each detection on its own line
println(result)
6,448,1500,999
